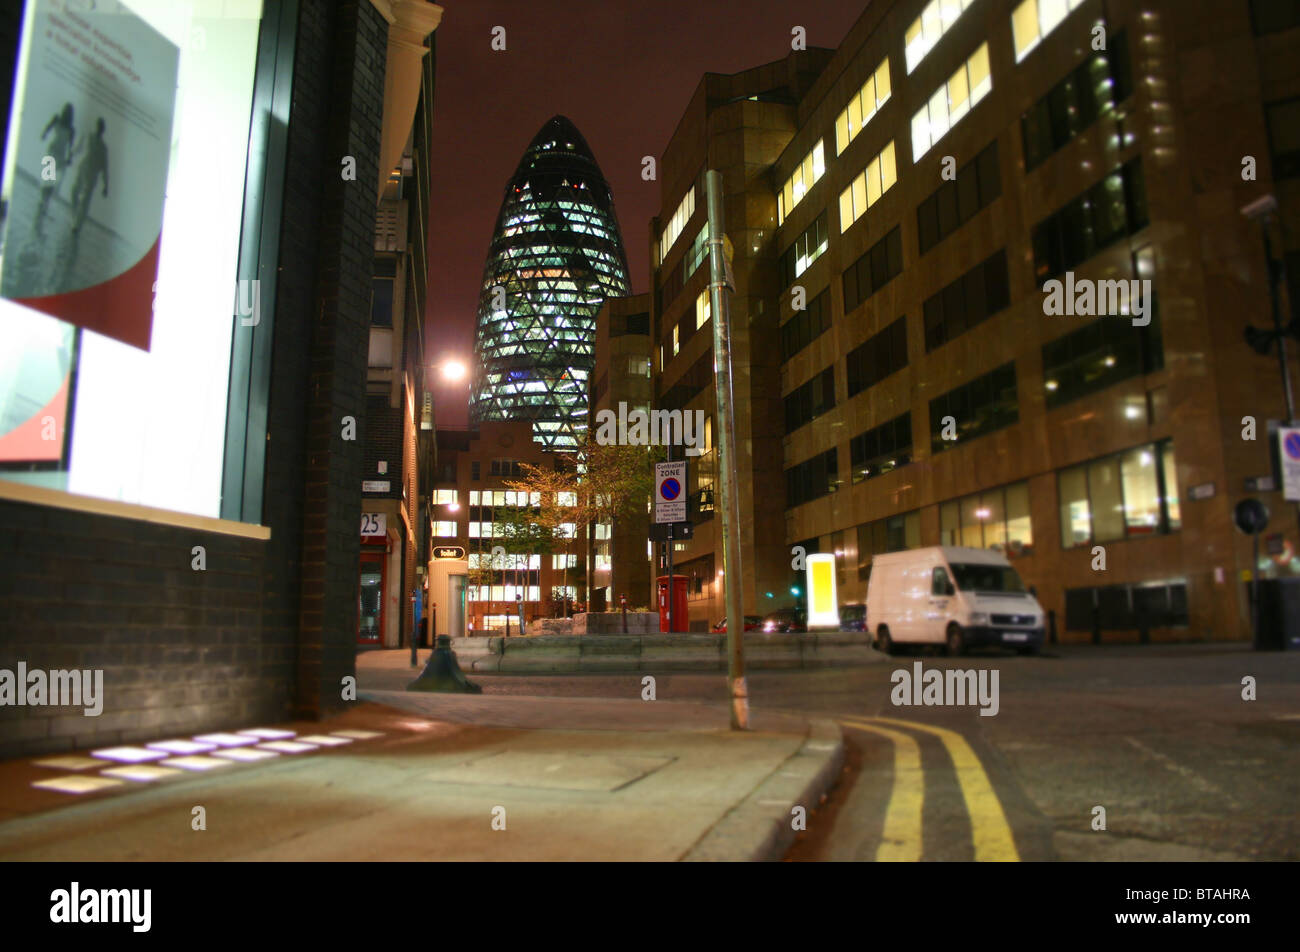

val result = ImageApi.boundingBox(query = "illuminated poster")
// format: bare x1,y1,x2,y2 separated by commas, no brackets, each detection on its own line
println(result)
0,0,179,351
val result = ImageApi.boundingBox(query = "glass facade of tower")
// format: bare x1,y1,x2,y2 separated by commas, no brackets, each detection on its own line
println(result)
471,116,631,450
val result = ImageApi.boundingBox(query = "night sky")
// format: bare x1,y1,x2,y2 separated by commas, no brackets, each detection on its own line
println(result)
426,0,868,426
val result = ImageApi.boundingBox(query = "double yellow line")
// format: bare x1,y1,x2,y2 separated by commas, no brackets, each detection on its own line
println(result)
840,716,1020,862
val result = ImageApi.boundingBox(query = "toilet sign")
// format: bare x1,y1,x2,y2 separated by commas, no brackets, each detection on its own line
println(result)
655,461,686,524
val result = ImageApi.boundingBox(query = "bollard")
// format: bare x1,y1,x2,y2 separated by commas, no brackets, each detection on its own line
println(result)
620,593,628,634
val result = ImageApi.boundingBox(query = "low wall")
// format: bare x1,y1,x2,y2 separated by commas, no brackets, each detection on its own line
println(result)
449,631,880,673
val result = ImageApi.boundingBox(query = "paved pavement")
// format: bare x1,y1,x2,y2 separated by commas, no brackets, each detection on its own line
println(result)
0,652,842,861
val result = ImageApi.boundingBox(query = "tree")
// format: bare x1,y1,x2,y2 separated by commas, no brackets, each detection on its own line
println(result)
506,437,662,612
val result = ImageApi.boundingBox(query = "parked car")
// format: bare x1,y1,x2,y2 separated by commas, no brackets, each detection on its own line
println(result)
713,615,762,633
865,546,1045,656
761,608,807,633
839,602,867,632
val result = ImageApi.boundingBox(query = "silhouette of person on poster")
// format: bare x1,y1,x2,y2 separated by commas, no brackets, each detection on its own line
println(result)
68,117,109,236
34,103,75,235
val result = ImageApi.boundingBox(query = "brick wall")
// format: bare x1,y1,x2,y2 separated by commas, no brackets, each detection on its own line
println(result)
0,0,389,755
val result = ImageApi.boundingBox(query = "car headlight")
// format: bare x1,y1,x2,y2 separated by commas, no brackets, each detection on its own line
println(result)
968,612,988,625
763,622,775,631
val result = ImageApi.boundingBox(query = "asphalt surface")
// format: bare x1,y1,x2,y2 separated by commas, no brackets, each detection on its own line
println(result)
426,644,1300,861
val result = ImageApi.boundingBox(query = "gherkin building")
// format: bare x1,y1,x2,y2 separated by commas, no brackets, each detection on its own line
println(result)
470,115,631,450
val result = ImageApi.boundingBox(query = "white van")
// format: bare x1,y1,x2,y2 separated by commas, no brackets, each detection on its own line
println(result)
866,546,1045,656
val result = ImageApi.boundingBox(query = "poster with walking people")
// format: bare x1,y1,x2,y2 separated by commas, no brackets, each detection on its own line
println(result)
0,0,178,352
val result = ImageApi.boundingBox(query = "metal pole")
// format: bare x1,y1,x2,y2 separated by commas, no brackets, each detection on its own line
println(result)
705,170,748,731
665,442,674,635
1252,530,1261,648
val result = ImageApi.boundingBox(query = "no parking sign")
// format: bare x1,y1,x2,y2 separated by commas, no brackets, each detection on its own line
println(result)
655,461,686,524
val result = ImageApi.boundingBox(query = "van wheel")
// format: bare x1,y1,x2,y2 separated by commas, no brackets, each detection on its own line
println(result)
946,624,965,657
876,626,893,656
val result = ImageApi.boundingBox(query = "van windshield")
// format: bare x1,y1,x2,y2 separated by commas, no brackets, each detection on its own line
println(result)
949,563,1027,595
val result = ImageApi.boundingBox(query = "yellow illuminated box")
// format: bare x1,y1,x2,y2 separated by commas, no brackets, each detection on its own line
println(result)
806,553,839,628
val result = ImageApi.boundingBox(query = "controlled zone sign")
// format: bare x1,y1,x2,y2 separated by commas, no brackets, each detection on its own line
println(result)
655,460,686,524
1280,427,1300,502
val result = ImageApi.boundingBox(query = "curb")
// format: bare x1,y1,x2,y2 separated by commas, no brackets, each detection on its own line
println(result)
680,718,845,862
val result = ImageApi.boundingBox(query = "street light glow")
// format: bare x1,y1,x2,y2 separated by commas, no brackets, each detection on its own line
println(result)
440,359,467,382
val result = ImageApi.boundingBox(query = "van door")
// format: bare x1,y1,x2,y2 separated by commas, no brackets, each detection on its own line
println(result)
924,565,955,644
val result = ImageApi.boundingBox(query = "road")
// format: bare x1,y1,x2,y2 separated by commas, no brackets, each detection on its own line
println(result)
418,644,1300,861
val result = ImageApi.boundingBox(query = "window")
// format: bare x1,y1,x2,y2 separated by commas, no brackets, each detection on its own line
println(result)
432,521,458,537
835,57,892,154
672,324,680,356
778,140,827,225
489,459,523,477
1012,0,1088,62
780,211,829,287
659,185,696,261
930,362,1018,453
471,461,481,481
1066,580,1189,631
552,554,578,569
780,288,832,360
1022,33,1132,171
846,317,908,397
1265,97,1300,180
1042,312,1163,409
433,488,458,504
856,510,921,580
371,258,396,327
695,290,711,330
784,366,836,434
839,141,897,233
627,356,651,377
785,448,839,509
842,226,903,313
1058,440,1180,547
625,312,649,335
923,250,1011,351
905,0,980,73
917,141,1001,254
684,224,710,277
850,413,912,483
939,481,1033,555
932,566,953,596
1032,159,1148,284
912,43,991,161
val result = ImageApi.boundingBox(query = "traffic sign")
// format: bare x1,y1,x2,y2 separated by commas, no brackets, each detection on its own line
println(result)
655,460,686,524
1280,427,1300,501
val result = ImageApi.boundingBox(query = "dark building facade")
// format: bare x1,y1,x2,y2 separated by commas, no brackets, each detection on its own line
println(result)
470,115,632,451
633,0,1298,641
0,0,443,758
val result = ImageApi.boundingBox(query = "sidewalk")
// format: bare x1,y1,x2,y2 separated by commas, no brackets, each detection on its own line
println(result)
0,662,843,861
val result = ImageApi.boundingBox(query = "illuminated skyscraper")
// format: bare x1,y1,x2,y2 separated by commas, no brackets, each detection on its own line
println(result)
470,115,631,450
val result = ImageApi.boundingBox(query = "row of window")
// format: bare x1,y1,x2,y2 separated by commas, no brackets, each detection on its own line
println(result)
778,141,827,225
659,185,695,261
1012,0,1088,63
842,225,904,312
1042,308,1163,410
838,140,898,233
922,249,1012,352
835,56,892,155
849,412,912,484
819,441,1179,576
780,211,830,286
917,140,1001,255
779,288,832,360
1022,32,1132,172
911,42,992,162
785,366,836,435
786,448,840,509
929,362,1018,455
846,315,908,398
1033,158,1148,285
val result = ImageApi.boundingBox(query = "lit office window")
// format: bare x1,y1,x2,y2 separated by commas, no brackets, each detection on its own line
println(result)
552,554,578,569
905,0,979,74
939,482,1033,554
778,140,826,225
835,57,891,154
912,43,991,162
1012,0,1087,63
432,521,458,537
659,186,696,261
433,489,458,504
1058,440,1179,547
695,290,711,329
672,324,680,356
839,141,897,233
557,492,577,506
